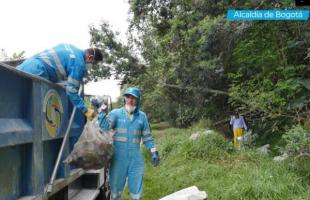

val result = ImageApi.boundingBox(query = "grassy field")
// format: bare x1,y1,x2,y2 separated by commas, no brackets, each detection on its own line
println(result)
121,125,310,200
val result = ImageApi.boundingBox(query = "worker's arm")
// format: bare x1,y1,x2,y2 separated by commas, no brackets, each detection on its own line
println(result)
229,116,234,135
141,113,160,166
66,66,94,119
241,116,248,131
98,109,117,131
230,116,234,126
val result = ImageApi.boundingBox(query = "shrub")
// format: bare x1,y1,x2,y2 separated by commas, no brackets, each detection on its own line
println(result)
192,118,213,129
282,125,310,156
159,128,189,159
287,156,310,185
182,132,230,161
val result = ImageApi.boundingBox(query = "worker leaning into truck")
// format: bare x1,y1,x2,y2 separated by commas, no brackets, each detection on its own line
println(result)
94,87,160,200
16,43,103,120
230,111,248,148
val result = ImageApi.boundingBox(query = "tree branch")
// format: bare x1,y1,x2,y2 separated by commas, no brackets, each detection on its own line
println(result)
162,83,228,95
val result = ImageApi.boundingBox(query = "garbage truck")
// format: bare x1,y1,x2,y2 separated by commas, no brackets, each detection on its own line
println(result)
0,61,110,200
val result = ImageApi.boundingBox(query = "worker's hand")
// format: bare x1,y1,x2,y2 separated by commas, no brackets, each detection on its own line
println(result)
84,108,95,121
90,96,108,112
90,97,101,109
99,104,108,113
151,151,160,167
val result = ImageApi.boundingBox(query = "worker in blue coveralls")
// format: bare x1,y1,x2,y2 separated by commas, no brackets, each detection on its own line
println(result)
96,87,160,200
16,43,103,120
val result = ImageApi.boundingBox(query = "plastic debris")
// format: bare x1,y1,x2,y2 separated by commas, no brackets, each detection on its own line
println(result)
190,129,215,140
64,117,113,170
257,144,270,154
273,153,289,162
160,186,207,200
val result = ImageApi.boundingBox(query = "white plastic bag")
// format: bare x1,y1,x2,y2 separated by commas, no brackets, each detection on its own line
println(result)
64,117,113,170
160,186,207,200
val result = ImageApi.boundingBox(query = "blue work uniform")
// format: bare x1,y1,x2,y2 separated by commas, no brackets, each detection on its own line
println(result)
98,104,156,200
16,43,88,112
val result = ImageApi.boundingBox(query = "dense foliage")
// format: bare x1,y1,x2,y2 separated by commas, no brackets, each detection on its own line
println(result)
87,2,310,198
89,1,310,143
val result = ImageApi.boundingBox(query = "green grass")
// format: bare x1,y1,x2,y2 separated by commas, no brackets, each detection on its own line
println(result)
121,127,310,200
150,122,172,130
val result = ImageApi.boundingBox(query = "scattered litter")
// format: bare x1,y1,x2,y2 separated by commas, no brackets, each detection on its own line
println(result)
205,129,213,134
273,153,289,161
160,186,207,200
190,129,214,140
257,144,270,154
190,133,200,140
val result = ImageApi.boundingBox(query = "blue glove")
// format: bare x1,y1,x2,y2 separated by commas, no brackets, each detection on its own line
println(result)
90,96,107,111
151,151,160,167
90,97,101,109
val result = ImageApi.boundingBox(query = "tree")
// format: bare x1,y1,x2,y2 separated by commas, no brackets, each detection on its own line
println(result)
0,49,25,61
88,22,144,83
89,0,310,135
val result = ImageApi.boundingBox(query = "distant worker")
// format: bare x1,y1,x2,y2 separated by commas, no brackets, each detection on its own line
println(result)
96,87,160,200
230,112,248,148
16,43,103,120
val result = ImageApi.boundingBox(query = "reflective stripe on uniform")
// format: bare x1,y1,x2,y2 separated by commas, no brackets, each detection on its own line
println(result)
66,85,78,93
68,76,80,86
132,130,141,135
142,130,151,135
130,192,141,200
113,136,127,142
111,191,122,200
64,44,75,56
48,48,67,78
143,136,153,142
132,138,141,144
39,52,53,66
151,147,157,153
39,52,63,80
115,128,127,134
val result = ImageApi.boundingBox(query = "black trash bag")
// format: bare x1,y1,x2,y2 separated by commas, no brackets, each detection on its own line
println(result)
64,117,113,170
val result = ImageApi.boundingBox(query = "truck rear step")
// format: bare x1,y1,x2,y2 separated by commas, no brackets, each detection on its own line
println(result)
70,189,100,200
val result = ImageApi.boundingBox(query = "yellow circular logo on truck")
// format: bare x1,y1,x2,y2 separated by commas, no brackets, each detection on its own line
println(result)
43,89,63,138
